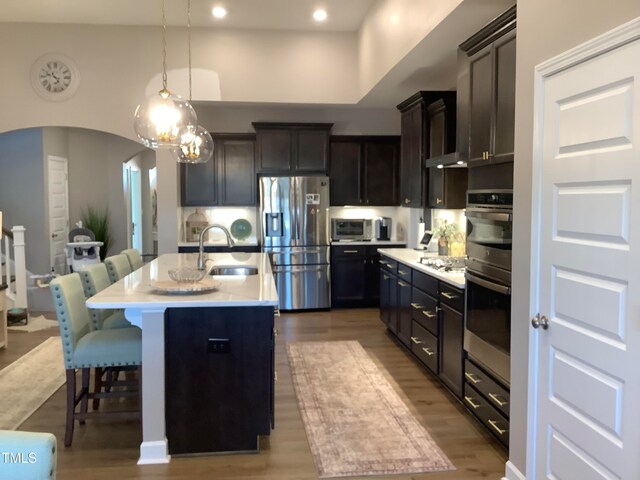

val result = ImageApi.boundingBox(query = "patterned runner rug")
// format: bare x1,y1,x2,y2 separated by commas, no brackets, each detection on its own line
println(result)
0,337,66,430
287,340,454,478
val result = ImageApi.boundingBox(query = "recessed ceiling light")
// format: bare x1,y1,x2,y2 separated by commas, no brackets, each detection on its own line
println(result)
456,160,464,165
313,9,328,22
212,6,227,19
437,164,444,169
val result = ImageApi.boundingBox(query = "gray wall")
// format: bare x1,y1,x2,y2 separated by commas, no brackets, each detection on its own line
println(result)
511,1,640,476
65,128,149,256
0,129,48,274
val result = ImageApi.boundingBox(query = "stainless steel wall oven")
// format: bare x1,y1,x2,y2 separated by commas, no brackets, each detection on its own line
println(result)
464,189,512,386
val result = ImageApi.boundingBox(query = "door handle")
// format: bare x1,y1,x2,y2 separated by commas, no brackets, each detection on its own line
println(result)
343,249,359,254
410,303,424,309
488,419,507,435
410,336,423,345
398,281,409,288
464,396,481,409
422,347,435,356
441,292,458,300
436,198,442,205
531,314,549,330
421,310,436,318
488,392,508,407
465,372,481,384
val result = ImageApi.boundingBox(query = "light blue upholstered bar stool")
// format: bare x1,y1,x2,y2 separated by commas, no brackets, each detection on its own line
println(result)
0,430,57,479
79,263,131,330
121,248,144,271
104,254,132,283
49,273,141,447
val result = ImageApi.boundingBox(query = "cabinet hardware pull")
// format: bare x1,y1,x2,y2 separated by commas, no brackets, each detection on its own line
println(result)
343,249,359,253
274,371,278,382
410,336,423,345
273,327,279,337
464,396,481,409
422,347,435,356
364,259,367,264
398,281,409,287
398,269,408,275
442,292,458,300
488,419,507,435
421,310,436,318
383,274,389,280
274,306,281,317
436,198,442,205
488,392,508,407
405,198,411,204
435,306,441,312
465,372,481,384
411,303,424,309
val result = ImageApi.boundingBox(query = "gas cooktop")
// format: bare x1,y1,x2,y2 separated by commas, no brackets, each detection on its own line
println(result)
418,256,466,274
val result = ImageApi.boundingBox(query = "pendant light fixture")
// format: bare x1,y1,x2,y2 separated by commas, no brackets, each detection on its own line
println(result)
134,0,198,149
172,0,214,164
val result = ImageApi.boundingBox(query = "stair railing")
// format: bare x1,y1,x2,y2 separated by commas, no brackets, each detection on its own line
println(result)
1,226,28,309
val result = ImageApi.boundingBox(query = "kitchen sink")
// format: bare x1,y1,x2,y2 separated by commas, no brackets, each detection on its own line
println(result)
209,266,259,276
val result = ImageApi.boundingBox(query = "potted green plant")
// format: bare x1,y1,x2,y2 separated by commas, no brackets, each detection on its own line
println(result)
81,206,112,261
433,220,458,256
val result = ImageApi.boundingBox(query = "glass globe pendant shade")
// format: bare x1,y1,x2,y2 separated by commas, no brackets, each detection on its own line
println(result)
171,125,214,164
133,88,198,149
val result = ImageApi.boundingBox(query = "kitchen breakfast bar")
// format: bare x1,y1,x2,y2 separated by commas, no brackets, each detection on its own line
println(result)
86,253,279,465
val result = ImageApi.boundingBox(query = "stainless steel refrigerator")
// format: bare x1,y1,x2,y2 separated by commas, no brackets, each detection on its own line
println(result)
259,176,330,310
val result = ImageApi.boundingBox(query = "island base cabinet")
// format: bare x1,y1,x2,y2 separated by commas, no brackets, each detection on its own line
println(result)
165,307,274,455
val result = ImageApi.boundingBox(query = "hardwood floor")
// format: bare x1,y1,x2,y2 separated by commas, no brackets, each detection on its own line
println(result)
4,309,507,479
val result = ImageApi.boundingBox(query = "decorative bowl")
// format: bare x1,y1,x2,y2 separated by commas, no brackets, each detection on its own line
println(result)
168,267,206,284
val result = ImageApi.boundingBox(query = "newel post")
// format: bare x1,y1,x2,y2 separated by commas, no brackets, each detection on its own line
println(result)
11,226,28,309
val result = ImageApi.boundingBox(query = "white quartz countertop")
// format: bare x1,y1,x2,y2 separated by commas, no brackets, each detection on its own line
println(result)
86,253,279,309
178,241,259,247
330,240,407,246
377,248,466,289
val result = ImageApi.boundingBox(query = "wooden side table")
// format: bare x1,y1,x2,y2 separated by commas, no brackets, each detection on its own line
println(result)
0,284,7,349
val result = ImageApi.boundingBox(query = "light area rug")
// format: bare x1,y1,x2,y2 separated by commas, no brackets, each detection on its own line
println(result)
8,315,59,333
287,340,454,478
0,337,66,430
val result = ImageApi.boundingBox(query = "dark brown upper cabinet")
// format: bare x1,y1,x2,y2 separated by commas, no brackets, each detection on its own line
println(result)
329,136,400,207
181,134,256,207
425,95,458,168
427,166,467,209
458,6,516,168
253,123,332,174
397,91,457,208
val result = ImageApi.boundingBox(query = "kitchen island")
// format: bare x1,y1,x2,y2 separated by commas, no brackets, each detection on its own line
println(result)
86,253,278,465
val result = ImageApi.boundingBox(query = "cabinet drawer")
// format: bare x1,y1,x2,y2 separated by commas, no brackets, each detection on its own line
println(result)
465,359,510,418
333,245,366,257
440,283,464,312
464,383,509,448
379,256,397,273
411,288,439,336
412,270,439,297
396,264,412,282
411,321,438,374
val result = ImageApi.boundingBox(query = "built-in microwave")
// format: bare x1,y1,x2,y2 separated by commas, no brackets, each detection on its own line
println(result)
331,218,373,241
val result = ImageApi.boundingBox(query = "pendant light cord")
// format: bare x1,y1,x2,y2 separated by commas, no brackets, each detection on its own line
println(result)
161,0,168,91
188,0,192,101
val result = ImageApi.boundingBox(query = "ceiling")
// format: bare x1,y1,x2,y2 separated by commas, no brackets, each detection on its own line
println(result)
0,0,376,32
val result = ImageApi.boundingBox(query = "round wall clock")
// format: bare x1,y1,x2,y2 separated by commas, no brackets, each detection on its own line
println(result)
30,54,80,101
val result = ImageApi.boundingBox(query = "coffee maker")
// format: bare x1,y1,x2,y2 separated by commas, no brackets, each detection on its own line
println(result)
374,217,392,241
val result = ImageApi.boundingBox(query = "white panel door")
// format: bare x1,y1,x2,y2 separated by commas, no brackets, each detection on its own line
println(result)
533,39,640,478
48,156,69,272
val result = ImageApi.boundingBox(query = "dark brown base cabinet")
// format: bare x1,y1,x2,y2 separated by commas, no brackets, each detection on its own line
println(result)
464,358,510,448
379,255,464,401
331,244,404,308
165,307,275,455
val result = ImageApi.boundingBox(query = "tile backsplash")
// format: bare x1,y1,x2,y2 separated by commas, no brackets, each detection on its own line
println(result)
180,207,258,244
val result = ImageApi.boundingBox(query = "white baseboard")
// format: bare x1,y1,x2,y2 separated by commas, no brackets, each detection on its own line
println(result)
503,460,526,480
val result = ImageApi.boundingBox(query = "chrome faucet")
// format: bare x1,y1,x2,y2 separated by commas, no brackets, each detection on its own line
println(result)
197,224,236,270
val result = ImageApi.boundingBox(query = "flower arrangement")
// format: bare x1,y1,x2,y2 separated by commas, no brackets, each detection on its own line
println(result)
433,220,459,255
